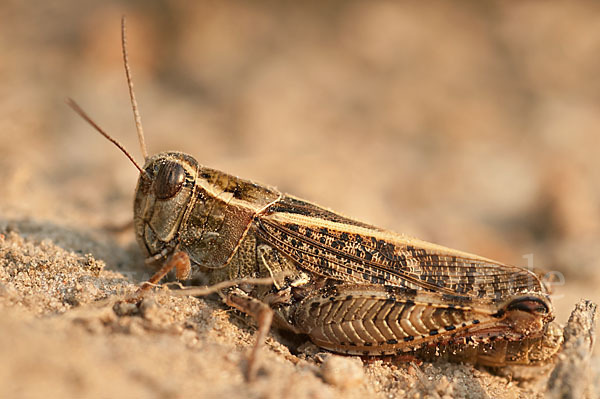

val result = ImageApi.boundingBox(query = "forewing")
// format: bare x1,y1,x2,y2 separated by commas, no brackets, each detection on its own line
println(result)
256,196,545,301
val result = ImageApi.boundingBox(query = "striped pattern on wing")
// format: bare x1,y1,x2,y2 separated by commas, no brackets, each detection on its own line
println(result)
256,196,546,301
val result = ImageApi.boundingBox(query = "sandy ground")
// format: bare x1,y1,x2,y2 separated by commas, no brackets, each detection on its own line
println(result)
1,1,600,398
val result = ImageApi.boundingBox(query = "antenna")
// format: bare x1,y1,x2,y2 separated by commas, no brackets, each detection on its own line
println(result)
121,15,148,160
66,98,150,181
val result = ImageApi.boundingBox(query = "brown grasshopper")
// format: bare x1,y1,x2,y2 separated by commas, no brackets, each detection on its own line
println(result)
68,17,562,380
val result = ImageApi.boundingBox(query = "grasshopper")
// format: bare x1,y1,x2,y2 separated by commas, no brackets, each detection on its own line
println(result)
68,17,562,380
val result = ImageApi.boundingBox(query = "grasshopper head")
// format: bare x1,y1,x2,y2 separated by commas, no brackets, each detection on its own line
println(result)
68,17,283,274
134,152,198,257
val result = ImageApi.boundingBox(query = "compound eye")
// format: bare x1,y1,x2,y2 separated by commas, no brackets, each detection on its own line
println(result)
154,161,186,199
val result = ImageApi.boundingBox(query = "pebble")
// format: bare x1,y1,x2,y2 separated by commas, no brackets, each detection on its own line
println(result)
320,354,365,389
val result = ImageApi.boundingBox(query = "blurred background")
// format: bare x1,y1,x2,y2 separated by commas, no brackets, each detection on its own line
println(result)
1,0,599,323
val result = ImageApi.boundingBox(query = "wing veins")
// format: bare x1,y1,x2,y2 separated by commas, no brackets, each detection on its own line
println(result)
256,218,459,294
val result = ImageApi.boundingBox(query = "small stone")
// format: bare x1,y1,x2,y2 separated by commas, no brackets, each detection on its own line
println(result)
83,254,104,275
139,297,170,325
320,354,365,389
297,341,321,358
139,297,158,318
113,301,139,317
